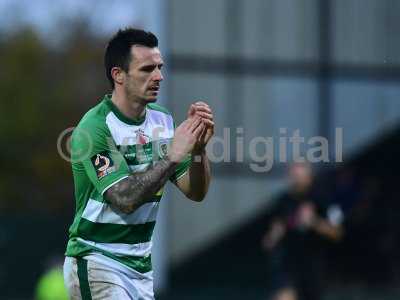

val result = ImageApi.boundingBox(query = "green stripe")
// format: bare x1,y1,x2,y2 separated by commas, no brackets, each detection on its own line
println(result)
77,258,92,300
170,154,192,181
66,239,153,273
78,219,155,244
151,194,162,202
94,250,152,274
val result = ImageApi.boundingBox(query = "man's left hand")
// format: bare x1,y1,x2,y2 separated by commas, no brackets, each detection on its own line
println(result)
187,101,214,152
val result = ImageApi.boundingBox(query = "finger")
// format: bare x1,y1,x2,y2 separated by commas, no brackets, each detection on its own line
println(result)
199,126,209,143
193,122,205,138
203,127,214,142
182,117,197,130
194,101,209,107
201,118,215,127
193,102,211,110
194,111,213,120
187,104,196,118
188,117,202,132
193,105,212,114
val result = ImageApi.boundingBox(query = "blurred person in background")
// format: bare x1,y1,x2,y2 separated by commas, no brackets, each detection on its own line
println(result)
35,256,68,300
63,28,214,299
262,163,344,300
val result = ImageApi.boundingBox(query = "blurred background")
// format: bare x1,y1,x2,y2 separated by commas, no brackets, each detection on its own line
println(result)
1,0,400,299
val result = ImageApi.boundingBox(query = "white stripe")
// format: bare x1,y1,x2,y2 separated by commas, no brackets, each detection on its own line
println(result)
77,238,152,257
129,163,151,172
101,175,129,195
83,253,154,279
82,199,159,225
100,164,151,197
105,110,174,146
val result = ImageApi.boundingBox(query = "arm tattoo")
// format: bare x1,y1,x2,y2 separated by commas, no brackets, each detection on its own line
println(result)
105,159,177,214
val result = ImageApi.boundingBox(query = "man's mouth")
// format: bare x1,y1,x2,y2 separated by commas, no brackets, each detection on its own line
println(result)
149,86,159,92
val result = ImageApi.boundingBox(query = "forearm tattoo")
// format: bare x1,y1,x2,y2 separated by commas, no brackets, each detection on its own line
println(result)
105,159,177,214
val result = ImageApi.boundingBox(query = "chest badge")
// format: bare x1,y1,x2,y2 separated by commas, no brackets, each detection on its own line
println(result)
135,128,150,145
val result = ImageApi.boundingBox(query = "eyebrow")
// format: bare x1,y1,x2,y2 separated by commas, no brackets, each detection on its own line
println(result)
139,62,164,70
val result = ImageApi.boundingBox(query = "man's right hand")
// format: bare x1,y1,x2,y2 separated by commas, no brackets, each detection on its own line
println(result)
169,117,205,163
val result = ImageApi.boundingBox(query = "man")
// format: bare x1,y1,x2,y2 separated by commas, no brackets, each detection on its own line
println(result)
262,163,344,300
63,28,214,299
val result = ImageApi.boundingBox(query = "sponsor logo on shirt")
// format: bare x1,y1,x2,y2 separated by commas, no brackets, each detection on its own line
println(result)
91,151,116,179
135,129,150,145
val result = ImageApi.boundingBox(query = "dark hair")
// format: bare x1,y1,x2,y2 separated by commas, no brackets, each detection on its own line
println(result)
104,28,158,89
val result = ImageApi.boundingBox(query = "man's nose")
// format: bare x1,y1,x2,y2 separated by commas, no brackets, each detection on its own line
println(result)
154,69,163,82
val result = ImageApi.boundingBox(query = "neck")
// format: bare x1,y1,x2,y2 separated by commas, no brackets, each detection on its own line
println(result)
111,90,146,120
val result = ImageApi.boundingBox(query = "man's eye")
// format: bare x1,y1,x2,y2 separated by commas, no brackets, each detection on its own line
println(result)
141,64,163,72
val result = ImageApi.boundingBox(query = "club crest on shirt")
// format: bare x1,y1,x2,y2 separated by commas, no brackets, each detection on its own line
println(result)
135,128,150,145
91,151,116,179
157,140,170,159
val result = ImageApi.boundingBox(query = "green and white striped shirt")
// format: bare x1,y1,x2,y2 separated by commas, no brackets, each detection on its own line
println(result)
65,94,190,273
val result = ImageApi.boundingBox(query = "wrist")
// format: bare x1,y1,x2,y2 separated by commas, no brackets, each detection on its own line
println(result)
192,145,206,156
192,147,207,163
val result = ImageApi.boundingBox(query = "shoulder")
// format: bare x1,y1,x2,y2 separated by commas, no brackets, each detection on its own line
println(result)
75,101,111,134
71,101,112,150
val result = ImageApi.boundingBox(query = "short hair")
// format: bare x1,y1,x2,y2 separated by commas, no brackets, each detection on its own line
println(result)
104,28,158,89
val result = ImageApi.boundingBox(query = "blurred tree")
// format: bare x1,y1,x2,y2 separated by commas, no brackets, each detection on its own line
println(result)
0,22,109,214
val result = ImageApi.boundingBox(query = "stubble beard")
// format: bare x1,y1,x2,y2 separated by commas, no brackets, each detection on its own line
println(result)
125,82,157,107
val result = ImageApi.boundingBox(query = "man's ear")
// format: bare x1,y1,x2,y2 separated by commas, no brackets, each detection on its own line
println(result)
111,67,124,86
